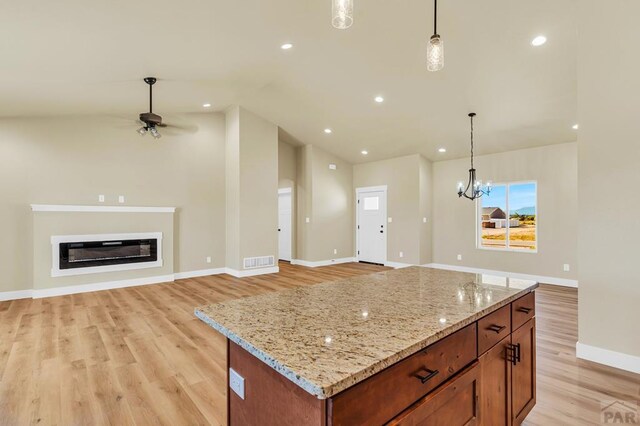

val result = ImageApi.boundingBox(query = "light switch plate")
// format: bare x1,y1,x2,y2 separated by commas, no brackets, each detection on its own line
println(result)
329,163,337,170
423,217,427,223
563,264,570,272
229,368,245,400
206,256,212,264
98,195,105,203
457,254,462,261
388,217,393,223
399,251,404,258
333,249,337,255
118,195,125,203
305,217,310,223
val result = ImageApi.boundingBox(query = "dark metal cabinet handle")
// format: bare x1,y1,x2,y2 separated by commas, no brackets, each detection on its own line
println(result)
517,307,532,314
506,344,518,365
487,324,507,334
380,230,384,233
415,368,439,384
507,343,522,365
278,229,281,232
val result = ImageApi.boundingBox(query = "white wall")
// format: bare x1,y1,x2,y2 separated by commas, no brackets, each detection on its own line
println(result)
432,143,578,282
577,0,640,360
0,114,226,292
353,154,432,265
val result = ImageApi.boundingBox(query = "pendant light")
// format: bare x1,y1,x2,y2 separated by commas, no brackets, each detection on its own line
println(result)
332,0,354,29
427,0,444,72
457,113,491,200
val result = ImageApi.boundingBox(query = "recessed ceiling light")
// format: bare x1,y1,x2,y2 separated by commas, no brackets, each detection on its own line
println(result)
324,128,332,134
438,148,447,153
202,103,211,108
374,96,384,103
531,35,547,47
281,43,293,50
361,150,368,155
572,124,579,130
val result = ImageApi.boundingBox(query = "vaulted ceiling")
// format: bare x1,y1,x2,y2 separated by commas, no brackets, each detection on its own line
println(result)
0,0,577,163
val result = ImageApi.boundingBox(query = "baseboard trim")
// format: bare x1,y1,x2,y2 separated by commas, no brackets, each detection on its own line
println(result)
291,257,356,268
0,289,34,302
423,263,578,288
384,261,413,269
174,268,226,280
32,274,176,299
224,266,280,278
576,342,640,374
0,266,248,301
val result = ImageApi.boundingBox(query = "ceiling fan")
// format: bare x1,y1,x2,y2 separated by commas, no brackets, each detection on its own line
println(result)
137,77,166,139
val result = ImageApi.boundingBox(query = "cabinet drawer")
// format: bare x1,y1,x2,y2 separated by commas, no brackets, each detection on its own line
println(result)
329,324,477,426
477,305,511,355
511,292,535,332
388,361,480,426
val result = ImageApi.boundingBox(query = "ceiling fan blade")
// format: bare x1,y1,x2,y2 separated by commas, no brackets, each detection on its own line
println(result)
161,123,199,134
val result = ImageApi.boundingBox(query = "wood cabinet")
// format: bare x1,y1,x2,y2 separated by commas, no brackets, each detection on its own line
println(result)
512,318,536,425
329,324,477,425
478,300,536,426
479,336,512,426
227,291,536,426
388,362,480,426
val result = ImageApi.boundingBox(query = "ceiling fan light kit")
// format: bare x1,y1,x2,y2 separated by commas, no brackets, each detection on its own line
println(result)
138,76,163,139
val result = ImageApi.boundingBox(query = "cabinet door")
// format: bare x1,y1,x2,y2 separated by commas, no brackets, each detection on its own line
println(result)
512,318,536,425
479,335,511,426
388,362,480,426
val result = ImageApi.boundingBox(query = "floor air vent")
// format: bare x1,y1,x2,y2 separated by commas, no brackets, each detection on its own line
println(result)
243,256,275,269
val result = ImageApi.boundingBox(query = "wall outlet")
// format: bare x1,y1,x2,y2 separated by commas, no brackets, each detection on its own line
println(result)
118,195,125,204
98,195,105,203
333,249,337,255
563,264,570,272
229,368,245,400
423,217,427,223
399,251,404,258
305,217,310,223
388,217,393,223
206,256,212,264
457,254,462,261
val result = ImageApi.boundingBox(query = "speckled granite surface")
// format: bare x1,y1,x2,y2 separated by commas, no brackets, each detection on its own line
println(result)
195,266,537,399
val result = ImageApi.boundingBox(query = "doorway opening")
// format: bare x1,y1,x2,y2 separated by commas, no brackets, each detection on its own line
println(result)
278,188,293,262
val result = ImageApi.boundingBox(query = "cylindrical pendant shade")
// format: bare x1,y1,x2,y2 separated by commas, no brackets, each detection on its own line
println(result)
427,34,444,72
332,0,354,29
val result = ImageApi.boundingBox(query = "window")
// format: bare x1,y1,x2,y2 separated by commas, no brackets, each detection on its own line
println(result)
478,182,537,252
363,196,380,211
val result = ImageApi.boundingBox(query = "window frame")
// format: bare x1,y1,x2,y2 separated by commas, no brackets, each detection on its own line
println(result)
475,180,538,254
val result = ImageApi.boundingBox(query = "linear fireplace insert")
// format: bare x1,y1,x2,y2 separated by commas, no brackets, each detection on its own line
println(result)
51,232,163,277
59,239,158,270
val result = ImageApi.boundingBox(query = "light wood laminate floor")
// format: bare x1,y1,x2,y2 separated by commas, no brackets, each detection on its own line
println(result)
0,262,638,425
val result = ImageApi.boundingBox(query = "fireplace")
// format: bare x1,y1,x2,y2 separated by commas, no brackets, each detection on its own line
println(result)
51,232,163,277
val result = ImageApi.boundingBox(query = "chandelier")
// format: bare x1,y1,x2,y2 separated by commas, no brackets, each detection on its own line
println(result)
427,0,444,71
457,113,491,200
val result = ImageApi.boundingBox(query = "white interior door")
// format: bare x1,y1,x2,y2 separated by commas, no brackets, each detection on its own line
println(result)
357,188,387,264
278,191,292,261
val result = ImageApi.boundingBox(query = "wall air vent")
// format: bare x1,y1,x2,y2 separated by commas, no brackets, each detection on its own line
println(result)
243,256,275,270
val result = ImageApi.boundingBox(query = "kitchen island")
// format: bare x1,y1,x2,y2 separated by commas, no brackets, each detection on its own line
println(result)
195,266,538,425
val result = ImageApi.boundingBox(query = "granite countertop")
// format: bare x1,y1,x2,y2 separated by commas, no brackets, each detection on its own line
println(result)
195,266,538,399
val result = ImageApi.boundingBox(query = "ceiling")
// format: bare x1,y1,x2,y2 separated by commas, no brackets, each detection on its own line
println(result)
0,0,577,163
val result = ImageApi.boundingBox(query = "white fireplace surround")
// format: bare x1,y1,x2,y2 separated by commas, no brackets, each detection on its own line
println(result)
51,232,163,277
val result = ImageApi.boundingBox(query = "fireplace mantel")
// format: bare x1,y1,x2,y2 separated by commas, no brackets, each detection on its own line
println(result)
31,204,175,213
